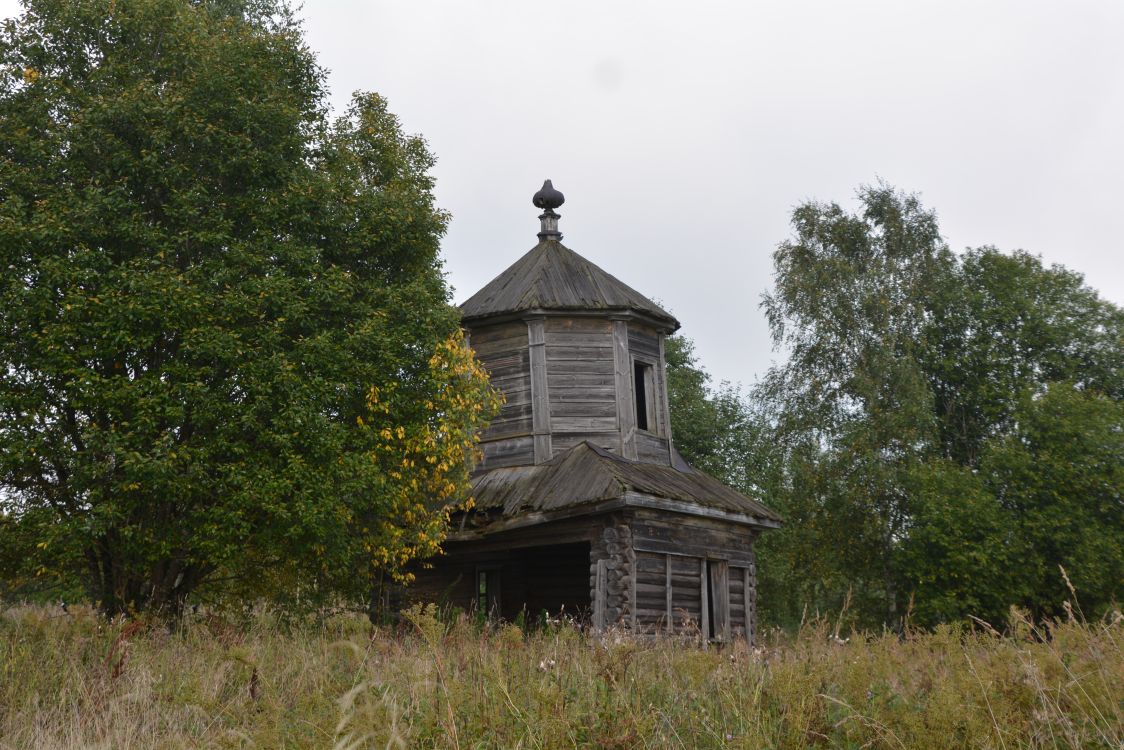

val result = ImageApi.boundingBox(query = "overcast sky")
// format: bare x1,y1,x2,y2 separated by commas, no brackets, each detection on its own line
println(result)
4,0,1122,387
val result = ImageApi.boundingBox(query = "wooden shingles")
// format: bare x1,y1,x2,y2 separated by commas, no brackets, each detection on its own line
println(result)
469,441,782,525
460,241,679,330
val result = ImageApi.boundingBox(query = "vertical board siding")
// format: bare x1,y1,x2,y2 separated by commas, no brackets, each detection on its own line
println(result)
669,555,702,631
527,318,552,463
657,335,674,449
628,323,671,447
708,560,730,641
611,319,638,459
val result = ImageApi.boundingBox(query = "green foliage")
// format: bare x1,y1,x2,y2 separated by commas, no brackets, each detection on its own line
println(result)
924,247,1123,466
979,384,1124,618
760,184,953,626
0,0,496,618
757,184,1123,628
665,336,777,492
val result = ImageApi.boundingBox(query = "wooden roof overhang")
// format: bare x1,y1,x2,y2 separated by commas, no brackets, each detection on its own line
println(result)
449,442,782,542
461,306,680,334
447,492,780,544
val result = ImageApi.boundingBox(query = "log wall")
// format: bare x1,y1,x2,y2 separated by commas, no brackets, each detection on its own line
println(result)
407,509,761,643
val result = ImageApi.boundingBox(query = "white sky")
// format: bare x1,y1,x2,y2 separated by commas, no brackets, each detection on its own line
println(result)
4,0,1122,387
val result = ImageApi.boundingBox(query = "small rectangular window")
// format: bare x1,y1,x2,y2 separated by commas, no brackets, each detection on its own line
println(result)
476,566,501,617
633,360,656,432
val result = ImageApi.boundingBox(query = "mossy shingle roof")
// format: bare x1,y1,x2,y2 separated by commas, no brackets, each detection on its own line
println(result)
460,240,679,330
468,442,782,528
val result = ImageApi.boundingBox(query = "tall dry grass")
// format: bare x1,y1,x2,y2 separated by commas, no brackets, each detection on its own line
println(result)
1,602,1120,749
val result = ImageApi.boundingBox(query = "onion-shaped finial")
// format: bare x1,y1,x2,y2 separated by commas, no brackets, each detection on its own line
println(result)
532,180,565,211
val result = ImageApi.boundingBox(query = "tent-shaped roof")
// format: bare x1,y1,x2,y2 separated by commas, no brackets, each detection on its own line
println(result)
460,442,781,534
460,240,680,331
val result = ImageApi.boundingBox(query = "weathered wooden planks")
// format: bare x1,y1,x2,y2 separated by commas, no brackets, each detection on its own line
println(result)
636,432,671,465
611,319,638,460
527,317,552,463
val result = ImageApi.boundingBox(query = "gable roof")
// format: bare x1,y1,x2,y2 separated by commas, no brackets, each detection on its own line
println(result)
459,240,680,331
463,442,782,532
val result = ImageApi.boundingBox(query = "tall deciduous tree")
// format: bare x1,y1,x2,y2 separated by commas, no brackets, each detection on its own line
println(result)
761,184,954,625
0,0,497,617
759,184,1123,627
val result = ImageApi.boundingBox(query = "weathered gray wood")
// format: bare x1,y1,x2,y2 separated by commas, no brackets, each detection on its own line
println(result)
546,344,612,360
544,372,616,389
636,433,671,465
474,336,529,359
665,554,673,634
612,319,638,460
483,421,533,441
710,560,730,641
631,516,756,559
478,435,535,469
657,334,673,450
544,359,615,375
630,553,638,632
549,433,620,454
548,386,617,402
635,538,754,567
627,325,661,359
549,401,617,418
527,317,552,463
699,557,709,640
593,559,607,631
551,416,619,432
545,317,613,334
469,321,528,345
481,359,529,380
460,241,678,332
744,567,752,644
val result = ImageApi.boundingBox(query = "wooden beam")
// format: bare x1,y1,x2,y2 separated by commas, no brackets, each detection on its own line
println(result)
446,493,777,544
594,559,607,631
744,566,753,645
657,334,674,458
622,492,782,528
526,316,552,463
699,558,709,642
665,555,673,635
611,317,637,460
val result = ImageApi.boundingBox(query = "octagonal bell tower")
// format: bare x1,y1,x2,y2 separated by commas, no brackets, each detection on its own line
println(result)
461,181,681,471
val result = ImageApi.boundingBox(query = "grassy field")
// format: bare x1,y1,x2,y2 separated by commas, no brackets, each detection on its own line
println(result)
1,602,1120,749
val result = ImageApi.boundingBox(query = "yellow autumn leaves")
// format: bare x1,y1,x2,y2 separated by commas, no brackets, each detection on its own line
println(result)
360,335,502,580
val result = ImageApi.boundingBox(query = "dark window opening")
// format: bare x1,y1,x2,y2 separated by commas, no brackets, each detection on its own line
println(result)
473,543,590,623
634,360,653,431
476,567,501,616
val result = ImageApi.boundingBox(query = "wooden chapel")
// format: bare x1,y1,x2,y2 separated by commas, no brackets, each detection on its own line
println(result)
408,180,781,641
